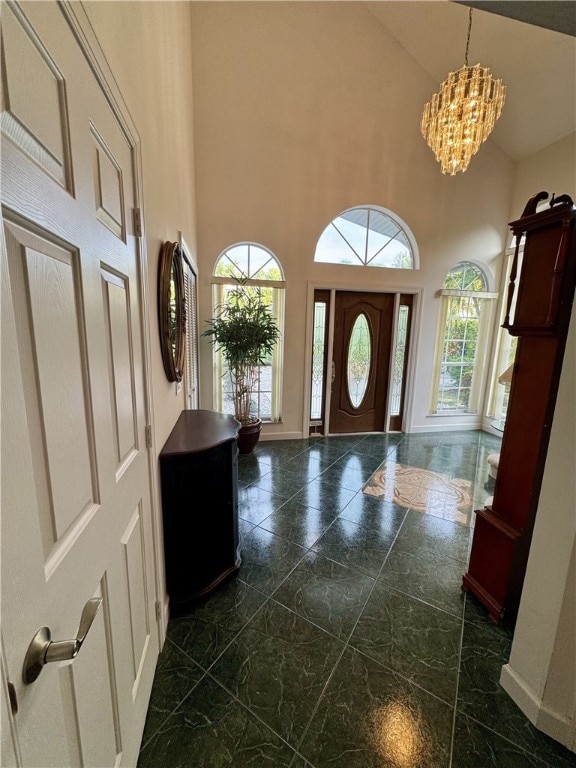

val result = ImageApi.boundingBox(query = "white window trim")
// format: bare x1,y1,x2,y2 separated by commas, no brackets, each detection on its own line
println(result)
430,262,497,415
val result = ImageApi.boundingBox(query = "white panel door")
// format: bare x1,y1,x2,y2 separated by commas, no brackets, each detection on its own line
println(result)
1,2,159,765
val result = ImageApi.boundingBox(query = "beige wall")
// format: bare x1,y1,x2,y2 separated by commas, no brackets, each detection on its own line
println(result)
509,132,576,220
189,1,514,436
84,0,196,450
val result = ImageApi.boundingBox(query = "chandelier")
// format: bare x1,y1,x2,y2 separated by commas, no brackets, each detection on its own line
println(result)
420,8,506,175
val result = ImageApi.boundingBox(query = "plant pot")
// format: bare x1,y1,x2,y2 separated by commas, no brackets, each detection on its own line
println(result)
237,417,262,455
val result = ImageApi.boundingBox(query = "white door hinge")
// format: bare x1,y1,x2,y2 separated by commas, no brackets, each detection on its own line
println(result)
145,424,152,449
132,207,143,237
155,601,161,621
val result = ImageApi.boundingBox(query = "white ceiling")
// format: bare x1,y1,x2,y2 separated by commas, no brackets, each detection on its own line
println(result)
364,1,576,161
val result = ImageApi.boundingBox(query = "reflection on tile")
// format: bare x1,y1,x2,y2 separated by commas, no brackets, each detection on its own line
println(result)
238,485,287,525
363,462,472,523
210,600,345,747
311,517,395,578
291,478,357,516
273,550,374,640
338,492,407,536
251,464,317,497
350,582,461,703
299,646,453,767
138,675,297,768
259,498,338,548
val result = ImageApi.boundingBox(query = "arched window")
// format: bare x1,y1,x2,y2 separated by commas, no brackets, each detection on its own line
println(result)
210,243,285,422
314,206,418,269
431,261,497,414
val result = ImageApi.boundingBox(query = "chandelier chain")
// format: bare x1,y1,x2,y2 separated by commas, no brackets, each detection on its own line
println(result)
465,8,473,66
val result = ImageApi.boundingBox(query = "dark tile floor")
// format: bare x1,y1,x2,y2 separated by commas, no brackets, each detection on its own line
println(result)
137,431,575,768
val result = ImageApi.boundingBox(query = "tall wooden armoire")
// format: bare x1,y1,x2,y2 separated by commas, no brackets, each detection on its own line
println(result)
462,191,576,625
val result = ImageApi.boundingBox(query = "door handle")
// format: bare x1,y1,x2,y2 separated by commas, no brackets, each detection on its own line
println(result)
23,598,103,684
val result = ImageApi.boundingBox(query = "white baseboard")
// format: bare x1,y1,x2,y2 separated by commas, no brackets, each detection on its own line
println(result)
409,422,481,433
259,431,304,441
500,663,576,751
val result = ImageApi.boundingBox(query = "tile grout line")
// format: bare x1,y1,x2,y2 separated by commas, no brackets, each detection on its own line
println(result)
289,506,411,763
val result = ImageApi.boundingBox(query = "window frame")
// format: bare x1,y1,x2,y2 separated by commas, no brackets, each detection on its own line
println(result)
430,261,498,415
314,205,419,270
210,244,285,423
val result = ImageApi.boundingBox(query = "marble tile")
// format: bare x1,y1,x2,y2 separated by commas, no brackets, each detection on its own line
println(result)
140,640,204,744
237,455,272,486
338,492,407,535
363,462,472,523
167,579,268,670
318,463,371,493
238,485,288,525
393,509,471,566
457,621,576,767
289,756,314,768
325,451,384,480
462,593,515,639
311,517,395,578
290,478,357,516
237,526,307,596
299,646,453,768
283,451,335,474
249,464,315,498
349,582,461,704
378,547,466,618
210,599,345,747
352,432,404,459
138,674,297,768
273,550,375,640
254,439,311,465
258,498,339,549
452,714,556,768
238,517,257,542
303,436,364,463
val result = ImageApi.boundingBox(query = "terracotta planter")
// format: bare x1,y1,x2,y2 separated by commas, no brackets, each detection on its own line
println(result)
237,417,262,454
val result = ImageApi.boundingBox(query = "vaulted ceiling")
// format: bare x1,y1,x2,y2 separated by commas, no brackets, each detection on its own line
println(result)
365,1,576,161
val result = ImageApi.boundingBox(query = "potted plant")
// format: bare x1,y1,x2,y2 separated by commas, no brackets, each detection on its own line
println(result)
202,281,280,454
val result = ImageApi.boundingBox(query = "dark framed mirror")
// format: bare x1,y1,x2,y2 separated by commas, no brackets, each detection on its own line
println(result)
158,241,186,382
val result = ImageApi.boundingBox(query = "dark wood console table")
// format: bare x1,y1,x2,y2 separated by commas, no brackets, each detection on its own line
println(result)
159,409,241,617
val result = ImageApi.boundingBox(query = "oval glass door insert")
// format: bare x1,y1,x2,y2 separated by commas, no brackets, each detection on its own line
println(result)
347,313,371,407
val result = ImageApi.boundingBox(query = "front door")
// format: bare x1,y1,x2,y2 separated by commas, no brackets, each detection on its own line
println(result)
1,3,158,765
329,291,395,433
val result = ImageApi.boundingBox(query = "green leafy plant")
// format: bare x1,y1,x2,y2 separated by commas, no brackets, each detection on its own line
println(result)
202,282,280,425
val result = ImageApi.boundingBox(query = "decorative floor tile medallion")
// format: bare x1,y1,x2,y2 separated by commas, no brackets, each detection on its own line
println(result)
363,462,472,525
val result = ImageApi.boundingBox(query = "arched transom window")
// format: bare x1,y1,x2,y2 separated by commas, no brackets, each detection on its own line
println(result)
314,206,418,269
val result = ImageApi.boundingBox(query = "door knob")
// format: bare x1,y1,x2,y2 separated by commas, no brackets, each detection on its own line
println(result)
23,598,103,684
